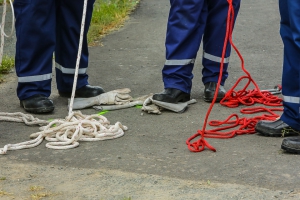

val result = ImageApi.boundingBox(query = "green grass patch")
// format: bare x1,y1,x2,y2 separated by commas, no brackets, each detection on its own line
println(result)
0,55,14,82
0,55,14,74
0,0,11,5
88,0,139,44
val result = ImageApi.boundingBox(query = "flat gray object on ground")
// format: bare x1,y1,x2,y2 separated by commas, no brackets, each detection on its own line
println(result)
1,0,300,199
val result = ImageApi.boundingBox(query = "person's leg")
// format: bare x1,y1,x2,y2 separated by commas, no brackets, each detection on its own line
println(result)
279,0,300,131
202,0,241,102
14,0,55,113
255,0,300,147
153,0,207,103
55,0,104,97
279,0,300,153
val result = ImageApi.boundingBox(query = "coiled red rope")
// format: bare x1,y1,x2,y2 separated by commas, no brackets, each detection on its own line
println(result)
186,0,283,152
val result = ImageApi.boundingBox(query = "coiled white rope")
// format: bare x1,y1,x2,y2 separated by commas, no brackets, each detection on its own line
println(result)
0,111,127,154
0,0,127,155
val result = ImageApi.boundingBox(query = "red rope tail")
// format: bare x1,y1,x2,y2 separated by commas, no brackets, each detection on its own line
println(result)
186,0,235,152
186,130,216,152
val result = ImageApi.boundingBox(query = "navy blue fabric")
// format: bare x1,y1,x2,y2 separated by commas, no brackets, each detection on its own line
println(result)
162,0,241,93
279,0,300,130
13,0,94,100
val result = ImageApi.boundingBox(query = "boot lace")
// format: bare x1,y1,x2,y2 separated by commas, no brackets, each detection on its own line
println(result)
281,127,300,137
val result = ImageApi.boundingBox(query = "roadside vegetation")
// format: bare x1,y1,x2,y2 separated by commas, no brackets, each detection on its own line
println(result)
0,56,14,82
88,0,139,44
0,0,140,81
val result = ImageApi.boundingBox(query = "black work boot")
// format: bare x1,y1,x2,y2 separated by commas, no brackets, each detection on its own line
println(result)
20,94,54,114
282,136,300,154
255,119,300,137
204,82,226,102
59,85,105,98
152,88,190,103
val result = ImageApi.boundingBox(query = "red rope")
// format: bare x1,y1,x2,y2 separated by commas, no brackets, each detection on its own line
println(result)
186,0,283,152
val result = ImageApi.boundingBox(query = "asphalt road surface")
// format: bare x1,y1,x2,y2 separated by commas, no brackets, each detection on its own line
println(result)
1,0,300,199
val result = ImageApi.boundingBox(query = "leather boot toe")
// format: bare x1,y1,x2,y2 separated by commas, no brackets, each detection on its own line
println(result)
152,88,190,103
20,94,54,114
204,82,226,102
255,119,300,137
59,85,105,98
282,136,300,154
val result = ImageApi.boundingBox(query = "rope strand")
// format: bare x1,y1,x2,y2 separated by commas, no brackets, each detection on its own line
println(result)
0,0,15,66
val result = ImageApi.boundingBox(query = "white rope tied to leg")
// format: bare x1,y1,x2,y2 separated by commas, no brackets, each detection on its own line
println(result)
0,0,128,155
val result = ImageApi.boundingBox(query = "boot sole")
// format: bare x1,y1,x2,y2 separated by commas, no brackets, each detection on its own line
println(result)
281,144,300,154
20,103,54,114
255,127,298,137
58,91,104,98
204,96,223,103
177,95,191,103
58,91,73,98
255,128,282,137
153,94,190,104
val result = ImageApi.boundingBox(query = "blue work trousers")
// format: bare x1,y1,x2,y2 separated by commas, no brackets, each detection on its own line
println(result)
162,0,241,94
279,0,300,130
13,0,95,100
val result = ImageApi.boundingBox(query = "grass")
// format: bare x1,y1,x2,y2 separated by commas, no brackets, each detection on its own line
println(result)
29,186,45,192
30,191,55,200
29,185,59,200
88,0,139,44
0,190,13,197
0,56,14,82
0,56,14,74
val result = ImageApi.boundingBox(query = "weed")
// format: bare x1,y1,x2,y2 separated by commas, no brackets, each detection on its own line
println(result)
0,55,14,74
0,190,13,196
29,186,45,192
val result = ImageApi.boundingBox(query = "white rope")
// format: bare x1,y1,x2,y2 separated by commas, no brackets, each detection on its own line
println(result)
68,0,87,116
0,111,127,154
0,0,128,154
0,112,48,125
0,0,15,65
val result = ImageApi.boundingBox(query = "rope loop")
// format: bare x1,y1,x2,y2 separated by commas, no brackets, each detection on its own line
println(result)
186,0,284,152
186,131,216,152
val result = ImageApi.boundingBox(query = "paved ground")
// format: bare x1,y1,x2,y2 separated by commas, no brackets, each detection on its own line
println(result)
1,0,300,199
